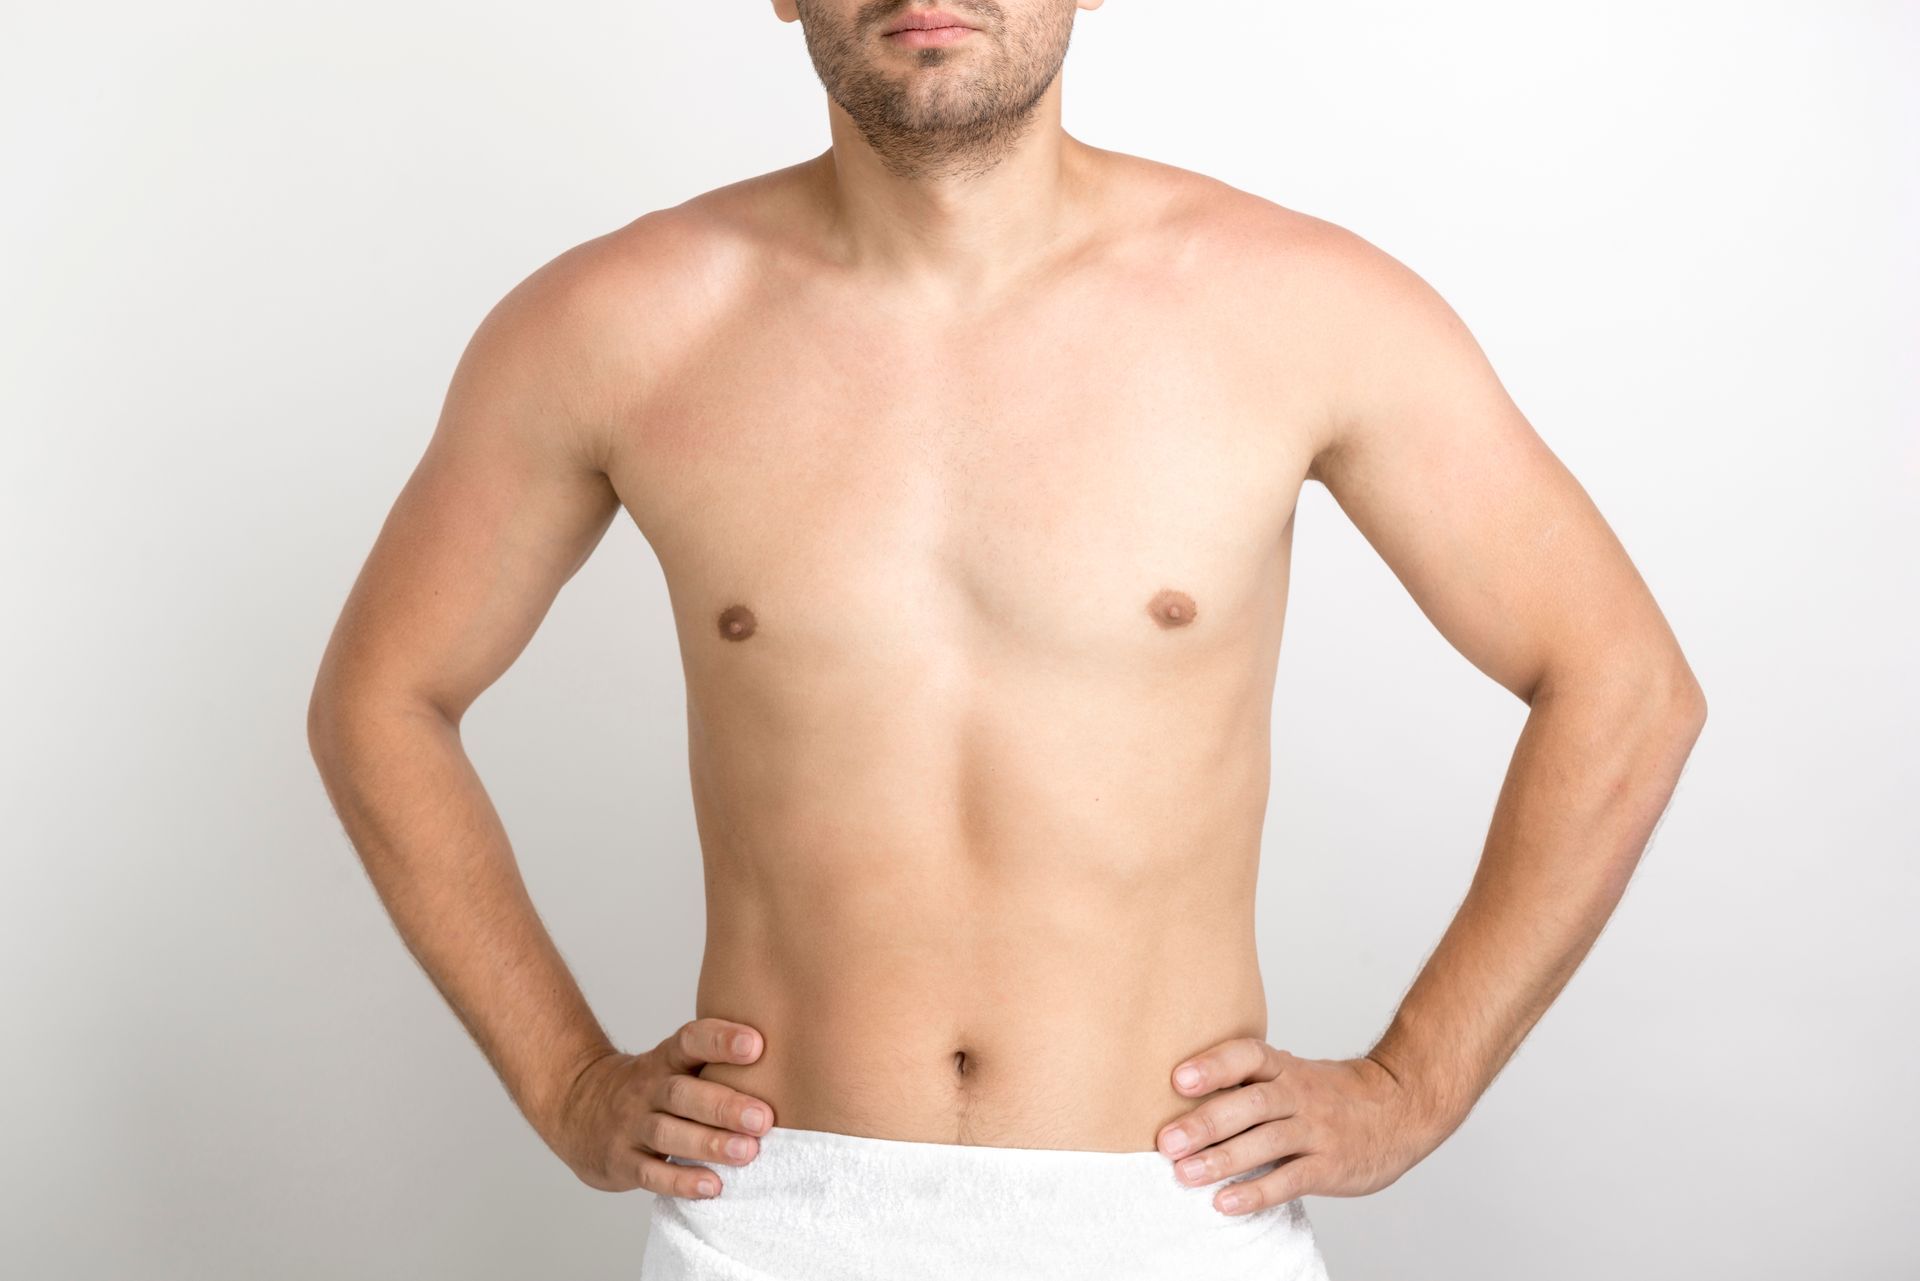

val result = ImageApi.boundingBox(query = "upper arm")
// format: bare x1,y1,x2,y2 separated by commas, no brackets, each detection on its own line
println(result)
1301,228,1697,707
312,245,630,727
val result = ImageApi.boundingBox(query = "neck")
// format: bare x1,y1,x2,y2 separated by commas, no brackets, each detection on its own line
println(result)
805,79,1095,300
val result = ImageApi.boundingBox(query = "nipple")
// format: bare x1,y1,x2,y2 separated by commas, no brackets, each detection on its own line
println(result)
717,603,757,641
1145,588,1198,629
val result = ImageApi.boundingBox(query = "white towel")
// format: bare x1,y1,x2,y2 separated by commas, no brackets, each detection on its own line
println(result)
640,1123,1332,1280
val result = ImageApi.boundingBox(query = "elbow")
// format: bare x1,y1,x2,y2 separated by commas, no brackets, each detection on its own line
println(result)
1673,671,1708,737
305,672,371,770
1623,658,1708,795
1656,653,1708,743
307,675,455,774
306,680,346,771
1612,652,1707,760
1533,645,1707,748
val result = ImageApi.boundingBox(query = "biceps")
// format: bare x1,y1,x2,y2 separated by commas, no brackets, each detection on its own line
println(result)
1314,277,1667,703
341,428,621,723
321,309,624,724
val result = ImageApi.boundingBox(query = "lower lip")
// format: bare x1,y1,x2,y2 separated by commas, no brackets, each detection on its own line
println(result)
885,25,976,48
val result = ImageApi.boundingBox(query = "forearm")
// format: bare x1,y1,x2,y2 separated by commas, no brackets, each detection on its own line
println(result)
1366,659,1706,1146
308,696,616,1138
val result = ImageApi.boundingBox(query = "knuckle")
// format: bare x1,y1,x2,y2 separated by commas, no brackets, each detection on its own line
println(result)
1198,1138,1235,1178
1254,1118,1296,1159
1271,1159,1315,1203
662,1072,694,1115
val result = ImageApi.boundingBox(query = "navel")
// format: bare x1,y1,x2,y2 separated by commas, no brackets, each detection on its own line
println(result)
1145,588,1198,629
716,603,757,642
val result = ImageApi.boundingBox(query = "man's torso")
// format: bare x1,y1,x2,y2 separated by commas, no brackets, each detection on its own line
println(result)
587,147,1345,1150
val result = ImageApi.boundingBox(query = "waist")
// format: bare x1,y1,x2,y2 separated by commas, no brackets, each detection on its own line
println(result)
644,1124,1329,1281
692,921,1268,1150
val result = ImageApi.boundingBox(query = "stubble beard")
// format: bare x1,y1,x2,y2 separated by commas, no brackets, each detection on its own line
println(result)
795,1,1077,180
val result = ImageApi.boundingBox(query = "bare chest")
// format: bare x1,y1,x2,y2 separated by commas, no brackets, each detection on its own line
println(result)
609,283,1318,675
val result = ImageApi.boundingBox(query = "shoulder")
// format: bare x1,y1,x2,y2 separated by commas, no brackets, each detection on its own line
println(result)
454,169,801,465
487,190,766,380
1116,160,1496,478
1080,148,1450,338
1140,160,1446,323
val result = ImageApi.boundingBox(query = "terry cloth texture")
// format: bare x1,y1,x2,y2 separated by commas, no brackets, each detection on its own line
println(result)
639,1123,1332,1280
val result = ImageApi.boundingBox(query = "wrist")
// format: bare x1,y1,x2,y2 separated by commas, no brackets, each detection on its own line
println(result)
527,1037,621,1141
1361,1046,1465,1150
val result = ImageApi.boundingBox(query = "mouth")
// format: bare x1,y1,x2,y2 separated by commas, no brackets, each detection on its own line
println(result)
882,9,979,47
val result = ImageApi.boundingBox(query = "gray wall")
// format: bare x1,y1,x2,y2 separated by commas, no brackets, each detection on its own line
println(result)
4,2,1913,1277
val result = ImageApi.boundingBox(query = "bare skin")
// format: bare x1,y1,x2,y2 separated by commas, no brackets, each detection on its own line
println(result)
307,0,1706,1220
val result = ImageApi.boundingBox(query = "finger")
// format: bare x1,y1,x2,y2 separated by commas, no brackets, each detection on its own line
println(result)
639,1111,762,1167
651,1068,776,1137
1214,1154,1322,1216
629,1149,724,1200
1159,1074,1299,1158
1171,1117,1311,1187
660,1018,766,1075
1172,1037,1288,1097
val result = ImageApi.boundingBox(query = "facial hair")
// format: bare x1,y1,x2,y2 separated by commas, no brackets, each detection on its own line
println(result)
794,0,1078,180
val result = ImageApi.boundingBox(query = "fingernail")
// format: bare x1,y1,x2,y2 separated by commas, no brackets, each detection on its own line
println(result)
743,1107,768,1132
1162,1128,1189,1157
698,1178,719,1196
1178,1157,1208,1183
1218,1189,1247,1212
725,1136,753,1159
1175,1065,1201,1090
732,1033,754,1056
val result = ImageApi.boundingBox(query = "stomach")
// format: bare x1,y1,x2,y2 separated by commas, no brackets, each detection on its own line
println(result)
687,809,1272,1152
676,620,1284,1150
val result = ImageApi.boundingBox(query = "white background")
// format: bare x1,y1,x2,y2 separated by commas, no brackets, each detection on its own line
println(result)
3,2,1915,1277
